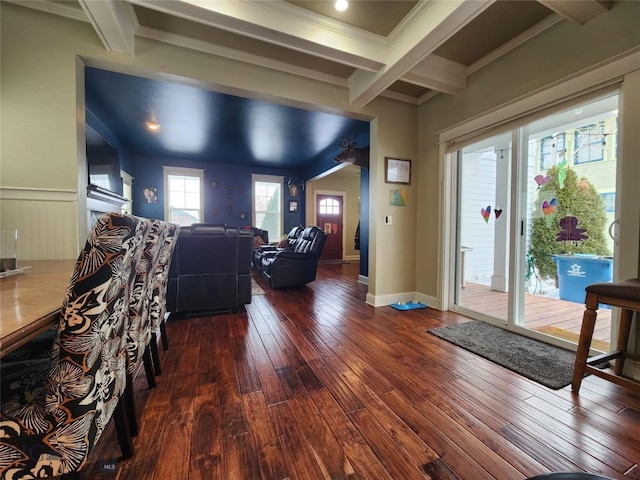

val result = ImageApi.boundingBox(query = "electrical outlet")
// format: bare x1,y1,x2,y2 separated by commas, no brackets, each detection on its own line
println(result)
384,215,392,225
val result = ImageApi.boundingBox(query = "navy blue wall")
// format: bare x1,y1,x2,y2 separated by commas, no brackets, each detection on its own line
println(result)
131,155,305,234
359,167,369,278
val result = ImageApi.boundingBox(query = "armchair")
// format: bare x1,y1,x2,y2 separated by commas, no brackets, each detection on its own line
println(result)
260,226,326,289
252,225,303,270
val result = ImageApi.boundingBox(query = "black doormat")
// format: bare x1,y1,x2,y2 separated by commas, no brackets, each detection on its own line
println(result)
428,321,578,390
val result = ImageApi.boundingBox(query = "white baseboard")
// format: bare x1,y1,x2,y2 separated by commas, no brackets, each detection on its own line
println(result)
358,274,368,285
345,254,360,261
365,291,440,310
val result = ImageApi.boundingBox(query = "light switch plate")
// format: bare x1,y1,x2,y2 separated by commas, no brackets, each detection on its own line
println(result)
384,215,392,225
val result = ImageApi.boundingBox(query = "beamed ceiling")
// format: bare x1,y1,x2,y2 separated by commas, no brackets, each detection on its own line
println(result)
7,0,612,166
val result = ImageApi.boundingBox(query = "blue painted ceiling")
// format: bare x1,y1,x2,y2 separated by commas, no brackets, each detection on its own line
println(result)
85,67,369,169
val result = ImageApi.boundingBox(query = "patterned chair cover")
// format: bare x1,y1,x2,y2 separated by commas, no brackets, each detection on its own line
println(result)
126,218,163,376
0,213,148,478
149,222,180,350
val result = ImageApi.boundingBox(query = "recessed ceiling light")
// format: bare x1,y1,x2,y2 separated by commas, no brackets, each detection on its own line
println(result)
335,0,348,12
146,121,160,131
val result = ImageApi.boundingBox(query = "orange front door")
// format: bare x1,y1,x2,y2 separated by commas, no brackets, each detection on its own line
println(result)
317,194,343,261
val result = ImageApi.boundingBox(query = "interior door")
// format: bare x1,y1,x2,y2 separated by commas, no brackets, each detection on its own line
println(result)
317,194,343,261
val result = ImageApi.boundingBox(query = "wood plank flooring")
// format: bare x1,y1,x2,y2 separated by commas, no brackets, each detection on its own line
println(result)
84,262,640,479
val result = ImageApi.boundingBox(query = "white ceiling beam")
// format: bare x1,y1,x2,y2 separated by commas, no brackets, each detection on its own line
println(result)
348,0,495,107
536,0,609,25
129,0,387,71
78,0,138,55
401,54,466,94
5,0,89,22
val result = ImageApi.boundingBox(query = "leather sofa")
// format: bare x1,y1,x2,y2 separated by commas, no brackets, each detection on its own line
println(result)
167,223,253,314
260,225,326,289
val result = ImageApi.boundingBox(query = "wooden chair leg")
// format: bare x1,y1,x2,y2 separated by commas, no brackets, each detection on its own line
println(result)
125,373,139,437
61,473,81,480
614,308,634,375
572,293,599,393
113,399,134,459
143,348,156,388
160,318,169,351
150,333,162,375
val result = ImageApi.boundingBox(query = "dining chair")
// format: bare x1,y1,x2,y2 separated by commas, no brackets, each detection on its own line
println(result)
149,222,180,374
0,213,147,479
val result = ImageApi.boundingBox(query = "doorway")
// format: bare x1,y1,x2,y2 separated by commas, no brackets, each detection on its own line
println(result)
452,93,619,350
317,194,344,261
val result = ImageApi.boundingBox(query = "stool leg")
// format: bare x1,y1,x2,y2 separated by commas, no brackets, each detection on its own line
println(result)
572,292,599,393
614,308,633,375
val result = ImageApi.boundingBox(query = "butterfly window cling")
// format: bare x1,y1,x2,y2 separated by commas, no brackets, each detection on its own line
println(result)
556,215,589,245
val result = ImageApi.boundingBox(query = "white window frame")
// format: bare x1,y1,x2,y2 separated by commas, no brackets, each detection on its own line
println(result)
121,170,133,215
251,174,283,241
163,165,205,226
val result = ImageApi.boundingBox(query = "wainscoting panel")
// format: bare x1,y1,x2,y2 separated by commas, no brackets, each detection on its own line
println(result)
0,188,79,261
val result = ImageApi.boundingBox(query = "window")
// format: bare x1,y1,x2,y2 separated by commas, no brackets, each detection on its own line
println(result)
601,192,616,213
121,171,133,215
539,134,565,171
319,198,340,215
574,121,605,164
163,166,204,226
252,174,282,242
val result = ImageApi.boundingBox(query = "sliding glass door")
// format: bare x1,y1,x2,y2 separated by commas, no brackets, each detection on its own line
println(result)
453,93,619,350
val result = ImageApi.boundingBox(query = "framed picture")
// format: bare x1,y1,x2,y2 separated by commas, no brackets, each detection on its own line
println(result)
385,157,411,184
389,189,407,206
143,186,158,204
289,200,298,212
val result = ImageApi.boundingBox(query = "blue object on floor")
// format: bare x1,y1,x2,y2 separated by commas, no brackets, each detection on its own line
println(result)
390,301,427,311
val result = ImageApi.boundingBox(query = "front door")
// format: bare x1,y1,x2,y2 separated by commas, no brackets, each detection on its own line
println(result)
317,194,343,261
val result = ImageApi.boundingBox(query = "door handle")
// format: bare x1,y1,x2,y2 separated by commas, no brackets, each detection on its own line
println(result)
608,218,620,244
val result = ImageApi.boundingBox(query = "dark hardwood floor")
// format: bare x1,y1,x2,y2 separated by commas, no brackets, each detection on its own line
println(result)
85,262,640,479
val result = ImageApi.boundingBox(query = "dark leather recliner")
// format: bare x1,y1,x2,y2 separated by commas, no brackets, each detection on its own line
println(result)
167,223,253,313
252,225,303,270
260,225,326,289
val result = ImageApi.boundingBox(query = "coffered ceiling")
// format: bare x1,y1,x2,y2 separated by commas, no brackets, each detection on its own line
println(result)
7,0,611,167
14,0,610,105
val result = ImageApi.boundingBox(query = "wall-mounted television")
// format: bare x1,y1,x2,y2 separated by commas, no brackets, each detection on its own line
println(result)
86,124,123,197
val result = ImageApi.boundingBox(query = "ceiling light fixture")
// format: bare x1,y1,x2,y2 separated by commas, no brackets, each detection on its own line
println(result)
146,121,160,131
335,0,348,12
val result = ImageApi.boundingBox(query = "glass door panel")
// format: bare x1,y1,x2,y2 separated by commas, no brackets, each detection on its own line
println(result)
455,132,512,323
521,94,618,350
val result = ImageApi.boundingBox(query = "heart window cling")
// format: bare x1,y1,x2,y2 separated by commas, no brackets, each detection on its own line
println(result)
480,206,504,223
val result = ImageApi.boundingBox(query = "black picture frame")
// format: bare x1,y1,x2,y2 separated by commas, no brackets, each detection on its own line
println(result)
289,200,298,212
385,157,411,184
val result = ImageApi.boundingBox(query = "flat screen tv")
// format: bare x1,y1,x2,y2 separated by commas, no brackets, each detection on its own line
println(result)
86,125,123,197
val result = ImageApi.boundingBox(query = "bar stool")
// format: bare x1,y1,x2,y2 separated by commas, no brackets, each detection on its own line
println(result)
572,278,640,393
527,473,615,480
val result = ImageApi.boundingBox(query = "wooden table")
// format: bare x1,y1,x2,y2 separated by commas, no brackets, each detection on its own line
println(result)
0,260,75,357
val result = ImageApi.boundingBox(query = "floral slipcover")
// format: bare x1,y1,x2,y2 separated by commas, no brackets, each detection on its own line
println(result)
0,213,148,479
125,218,165,376
149,223,180,345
